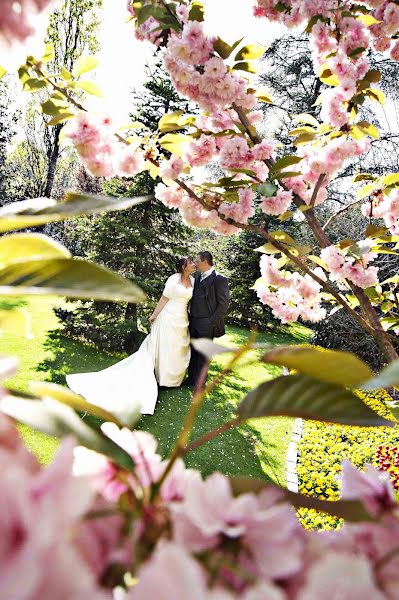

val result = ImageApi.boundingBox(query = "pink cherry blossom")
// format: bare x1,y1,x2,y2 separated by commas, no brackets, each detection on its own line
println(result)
0,0,54,47
184,134,217,167
171,472,305,586
116,144,146,177
158,154,184,180
252,139,276,161
298,552,385,600
339,459,396,517
260,190,293,216
126,543,208,600
219,136,254,170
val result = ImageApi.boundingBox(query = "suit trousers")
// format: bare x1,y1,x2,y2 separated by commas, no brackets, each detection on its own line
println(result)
188,317,212,385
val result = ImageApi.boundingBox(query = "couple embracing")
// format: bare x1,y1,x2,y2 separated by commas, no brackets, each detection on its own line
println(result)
66,252,230,416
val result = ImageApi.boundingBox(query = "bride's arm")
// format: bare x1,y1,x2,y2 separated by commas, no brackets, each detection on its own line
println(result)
149,295,169,322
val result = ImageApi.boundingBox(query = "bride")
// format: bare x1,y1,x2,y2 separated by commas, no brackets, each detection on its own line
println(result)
66,257,196,416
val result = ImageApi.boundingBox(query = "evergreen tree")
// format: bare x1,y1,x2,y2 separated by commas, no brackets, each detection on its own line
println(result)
56,64,195,353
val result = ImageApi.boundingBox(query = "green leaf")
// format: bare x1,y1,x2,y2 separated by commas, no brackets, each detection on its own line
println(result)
234,43,267,61
262,345,373,387
29,381,140,428
272,170,301,179
232,61,257,74
41,98,69,116
0,395,134,470
270,155,303,172
0,233,70,266
23,78,48,92
158,133,191,157
237,374,393,426
72,55,99,77
0,192,151,233
360,360,399,391
256,182,278,197
0,65,7,80
0,257,146,303
213,37,233,59
353,172,376,183
229,477,374,522
188,1,204,21
294,133,317,146
75,81,103,96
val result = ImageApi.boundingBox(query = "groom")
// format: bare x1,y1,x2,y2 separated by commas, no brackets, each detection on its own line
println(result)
185,251,230,387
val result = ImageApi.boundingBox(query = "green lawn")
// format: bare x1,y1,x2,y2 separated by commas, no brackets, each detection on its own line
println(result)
1,296,311,485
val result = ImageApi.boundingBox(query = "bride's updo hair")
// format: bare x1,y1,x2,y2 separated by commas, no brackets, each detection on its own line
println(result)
175,256,192,274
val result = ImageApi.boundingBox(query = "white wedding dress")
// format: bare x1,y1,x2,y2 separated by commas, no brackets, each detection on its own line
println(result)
66,273,194,416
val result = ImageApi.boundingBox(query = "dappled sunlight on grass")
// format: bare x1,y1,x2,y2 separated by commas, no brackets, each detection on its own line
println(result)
1,296,312,481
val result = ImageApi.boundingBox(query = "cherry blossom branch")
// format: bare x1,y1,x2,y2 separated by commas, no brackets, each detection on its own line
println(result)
232,104,398,362
182,416,243,454
151,340,254,498
310,174,326,207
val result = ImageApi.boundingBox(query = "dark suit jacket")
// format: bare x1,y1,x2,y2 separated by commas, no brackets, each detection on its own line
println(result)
191,271,230,338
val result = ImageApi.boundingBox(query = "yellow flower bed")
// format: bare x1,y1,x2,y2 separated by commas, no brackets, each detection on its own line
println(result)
297,388,399,530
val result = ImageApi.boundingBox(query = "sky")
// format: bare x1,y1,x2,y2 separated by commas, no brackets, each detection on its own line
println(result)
93,0,284,123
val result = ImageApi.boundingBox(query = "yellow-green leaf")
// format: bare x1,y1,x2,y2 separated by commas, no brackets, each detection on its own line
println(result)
158,133,191,157
72,55,99,77
382,173,399,186
75,80,103,96
61,66,72,80
357,14,381,26
357,120,379,139
0,233,70,267
0,193,151,233
237,373,391,426
0,66,6,80
235,43,267,61
295,113,319,127
255,88,273,103
232,61,257,74
0,257,146,303
262,345,373,387
47,112,75,126
42,43,55,63
356,182,377,200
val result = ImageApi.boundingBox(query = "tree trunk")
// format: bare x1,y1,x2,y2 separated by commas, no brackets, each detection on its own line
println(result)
44,125,62,198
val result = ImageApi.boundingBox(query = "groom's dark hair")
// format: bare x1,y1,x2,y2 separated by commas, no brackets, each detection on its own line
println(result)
198,251,213,266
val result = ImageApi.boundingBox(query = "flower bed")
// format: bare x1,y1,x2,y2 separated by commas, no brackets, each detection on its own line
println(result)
297,388,399,530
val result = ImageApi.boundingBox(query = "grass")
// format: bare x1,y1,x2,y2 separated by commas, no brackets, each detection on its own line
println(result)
1,295,311,485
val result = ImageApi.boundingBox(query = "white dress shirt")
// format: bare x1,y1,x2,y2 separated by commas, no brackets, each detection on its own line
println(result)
200,266,215,281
